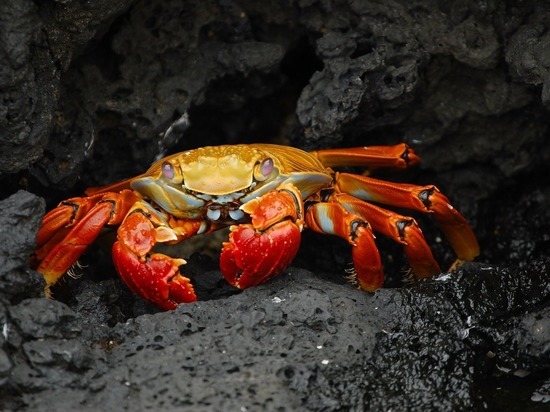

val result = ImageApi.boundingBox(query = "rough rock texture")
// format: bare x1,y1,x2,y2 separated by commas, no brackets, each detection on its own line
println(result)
1,0,550,411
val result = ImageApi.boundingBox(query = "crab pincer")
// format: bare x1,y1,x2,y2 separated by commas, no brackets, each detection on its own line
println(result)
220,184,303,289
112,208,198,310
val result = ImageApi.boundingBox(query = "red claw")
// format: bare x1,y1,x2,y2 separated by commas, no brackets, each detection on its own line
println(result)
112,209,197,310
220,221,301,289
113,243,195,310
220,184,304,289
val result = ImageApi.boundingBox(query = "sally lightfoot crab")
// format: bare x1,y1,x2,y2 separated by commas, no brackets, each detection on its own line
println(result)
32,143,479,310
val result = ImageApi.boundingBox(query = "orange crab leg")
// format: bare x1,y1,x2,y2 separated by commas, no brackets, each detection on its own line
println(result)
335,173,480,262
34,190,140,296
305,202,384,292
310,143,420,171
329,193,441,278
35,192,116,252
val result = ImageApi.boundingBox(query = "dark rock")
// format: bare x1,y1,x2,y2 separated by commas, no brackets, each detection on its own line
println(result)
0,0,135,176
0,191,45,302
0,0,55,175
9,299,81,340
0,348,11,387
283,260,550,411
3,261,549,410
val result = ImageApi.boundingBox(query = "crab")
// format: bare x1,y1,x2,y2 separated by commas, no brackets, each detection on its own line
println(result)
32,143,479,310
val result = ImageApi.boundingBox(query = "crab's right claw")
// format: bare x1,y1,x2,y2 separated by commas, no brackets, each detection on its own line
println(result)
113,210,196,310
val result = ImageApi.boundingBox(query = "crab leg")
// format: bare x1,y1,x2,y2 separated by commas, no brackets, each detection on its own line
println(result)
33,190,140,296
329,193,441,278
112,201,208,310
335,173,480,262
310,143,420,171
305,202,384,292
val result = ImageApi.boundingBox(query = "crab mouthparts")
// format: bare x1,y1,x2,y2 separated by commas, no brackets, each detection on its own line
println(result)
206,203,246,223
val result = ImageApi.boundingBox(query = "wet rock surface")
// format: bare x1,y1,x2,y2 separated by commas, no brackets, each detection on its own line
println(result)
1,0,550,410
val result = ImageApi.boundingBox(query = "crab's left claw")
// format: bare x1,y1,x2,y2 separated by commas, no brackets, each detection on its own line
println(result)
220,184,303,289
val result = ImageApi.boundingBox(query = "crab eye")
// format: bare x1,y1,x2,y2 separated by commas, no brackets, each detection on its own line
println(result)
162,162,175,180
260,158,273,176
254,158,274,181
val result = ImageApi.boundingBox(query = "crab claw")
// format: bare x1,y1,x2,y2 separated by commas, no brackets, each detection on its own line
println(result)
220,184,303,289
220,221,301,289
112,211,197,310
113,244,196,310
